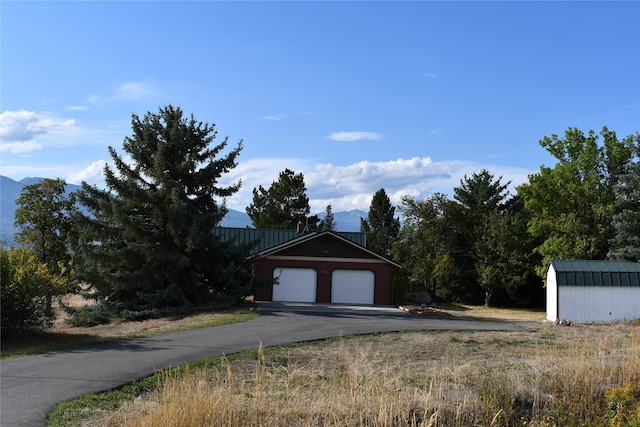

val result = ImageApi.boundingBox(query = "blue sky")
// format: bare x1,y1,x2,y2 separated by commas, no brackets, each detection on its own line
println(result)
1,1,639,213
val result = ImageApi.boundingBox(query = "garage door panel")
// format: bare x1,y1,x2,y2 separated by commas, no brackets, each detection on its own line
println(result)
272,267,317,303
331,270,375,304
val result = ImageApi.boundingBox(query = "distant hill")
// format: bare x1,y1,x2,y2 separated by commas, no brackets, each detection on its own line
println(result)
1,176,85,244
221,208,366,231
0,176,365,244
321,209,367,232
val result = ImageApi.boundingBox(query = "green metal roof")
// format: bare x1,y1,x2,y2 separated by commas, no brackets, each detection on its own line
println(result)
213,227,366,256
550,260,640,286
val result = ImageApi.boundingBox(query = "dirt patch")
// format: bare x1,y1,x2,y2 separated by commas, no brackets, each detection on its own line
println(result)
50,294,257,340
398,304,451,316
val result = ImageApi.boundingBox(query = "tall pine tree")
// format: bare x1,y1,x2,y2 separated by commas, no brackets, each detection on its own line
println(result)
453,170,512,306
71,105,251,319
361,188,400,257
246,169,315,229
320,205,336,231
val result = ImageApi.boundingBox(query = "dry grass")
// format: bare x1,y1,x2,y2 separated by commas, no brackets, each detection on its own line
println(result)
1,294,258,358
48,294,258,339
88,320,640,427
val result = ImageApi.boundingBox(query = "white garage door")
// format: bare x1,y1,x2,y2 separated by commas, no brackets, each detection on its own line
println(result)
272,267,317,303
331,270,375,304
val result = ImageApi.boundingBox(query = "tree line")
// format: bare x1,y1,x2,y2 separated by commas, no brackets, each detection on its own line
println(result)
395,127,639,307
2,105,638,331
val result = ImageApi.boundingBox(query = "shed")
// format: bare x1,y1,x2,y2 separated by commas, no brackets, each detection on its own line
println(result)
252,230,401,305
546,260,640,323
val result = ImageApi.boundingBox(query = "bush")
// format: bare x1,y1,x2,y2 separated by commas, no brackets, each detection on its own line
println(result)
391,269,410,306
1,247,74,332
64,302,177,326
603,384,640,427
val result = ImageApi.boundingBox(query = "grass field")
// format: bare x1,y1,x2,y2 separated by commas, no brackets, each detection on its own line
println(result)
39,303,640,426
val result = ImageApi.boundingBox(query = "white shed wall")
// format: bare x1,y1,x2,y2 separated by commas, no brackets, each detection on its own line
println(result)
557,286,640,323
546,265,558,322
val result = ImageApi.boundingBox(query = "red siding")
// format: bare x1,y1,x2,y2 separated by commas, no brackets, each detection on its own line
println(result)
254,258,395,305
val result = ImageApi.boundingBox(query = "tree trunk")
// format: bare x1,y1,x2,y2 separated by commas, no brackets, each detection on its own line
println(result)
484,290,492,307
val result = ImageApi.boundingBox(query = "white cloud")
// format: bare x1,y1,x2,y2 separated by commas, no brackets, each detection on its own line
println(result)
3,150,534,220
88,81,159,105
66,105,88,111
0,164,75,179
327,131,383,142
221,156,534,214
219,157,313,209
0,140,43,154
0,110,76,153
304,157,460,211
113,81,157,101
262,112,312,122
66,160,108,186
262,114,285,121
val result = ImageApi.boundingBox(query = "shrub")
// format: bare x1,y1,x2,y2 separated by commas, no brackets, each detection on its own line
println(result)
603,384,640,427
1,247,74,332
391,269,410,305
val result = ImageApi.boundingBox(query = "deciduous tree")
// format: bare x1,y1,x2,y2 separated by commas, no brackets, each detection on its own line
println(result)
519,127,635,275
472,196,542,307
1,247,74,331
393,193,460,300
14,178,77,272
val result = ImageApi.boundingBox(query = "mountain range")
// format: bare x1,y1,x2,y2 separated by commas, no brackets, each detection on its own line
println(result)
0,176,366,244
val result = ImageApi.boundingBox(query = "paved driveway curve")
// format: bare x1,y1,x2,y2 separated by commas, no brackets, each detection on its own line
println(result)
1,302,526,426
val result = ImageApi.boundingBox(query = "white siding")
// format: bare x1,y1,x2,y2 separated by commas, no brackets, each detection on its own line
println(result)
331,270,375,304
546,264,558,322
272,268,317,303
558,286,640,323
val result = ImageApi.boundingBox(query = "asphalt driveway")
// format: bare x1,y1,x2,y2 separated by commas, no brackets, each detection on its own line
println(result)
1,302,526,427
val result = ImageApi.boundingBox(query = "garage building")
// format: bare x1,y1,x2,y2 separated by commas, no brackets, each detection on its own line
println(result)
546,260,640,323
245,230,401,305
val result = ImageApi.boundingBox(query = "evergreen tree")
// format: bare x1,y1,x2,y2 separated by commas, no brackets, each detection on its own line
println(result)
453,170,512,306
246,168,313,229
70,105,251,320
14,178,77,272
361,188,400,257
609,134,640,261
454,169,510,220
320,204,336,231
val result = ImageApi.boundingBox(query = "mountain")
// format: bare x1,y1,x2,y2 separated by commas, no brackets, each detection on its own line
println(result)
321,209,367,232
0,176,366,244
220,208,366,232
1,176,85,244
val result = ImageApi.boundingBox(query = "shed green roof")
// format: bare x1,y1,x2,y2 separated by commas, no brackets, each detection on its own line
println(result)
213,227,366,256
549,260,640,287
